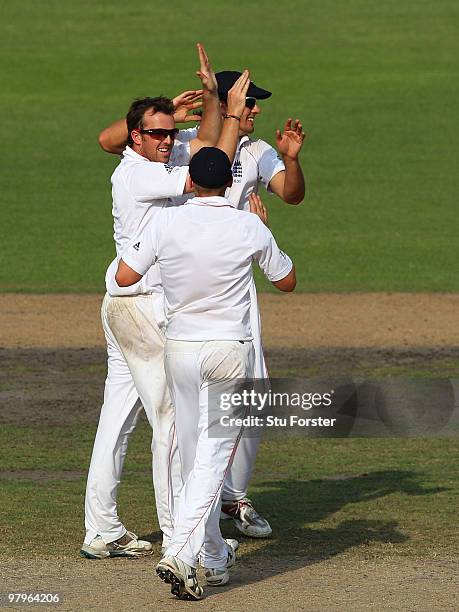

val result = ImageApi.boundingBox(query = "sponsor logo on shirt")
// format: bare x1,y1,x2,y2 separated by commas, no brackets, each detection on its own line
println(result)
163,164,174,174
133,242,140,251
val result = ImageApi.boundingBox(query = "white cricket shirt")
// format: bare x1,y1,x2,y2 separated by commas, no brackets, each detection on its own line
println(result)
227,135,285,210
105,135,190,296
121,196,293,341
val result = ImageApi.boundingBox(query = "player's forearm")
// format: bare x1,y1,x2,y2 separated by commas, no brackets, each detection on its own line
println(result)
216,70,250,162
99,120,128,154
272,265,296,292
216,116,240,163
115,259,143,286
99,119,128,154
194,91,221,147
281,158,305,205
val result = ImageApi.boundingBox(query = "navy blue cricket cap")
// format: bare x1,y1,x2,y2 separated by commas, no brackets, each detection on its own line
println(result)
189,147,233,189
216,71,272,101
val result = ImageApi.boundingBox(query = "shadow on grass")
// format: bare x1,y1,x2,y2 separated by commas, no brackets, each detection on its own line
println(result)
140,470,447,595
215,469,446,593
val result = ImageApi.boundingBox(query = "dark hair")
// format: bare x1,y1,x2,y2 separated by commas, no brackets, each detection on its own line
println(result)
126,96,174,145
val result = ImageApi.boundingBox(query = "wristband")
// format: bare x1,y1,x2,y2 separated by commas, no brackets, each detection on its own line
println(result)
224,114,241,121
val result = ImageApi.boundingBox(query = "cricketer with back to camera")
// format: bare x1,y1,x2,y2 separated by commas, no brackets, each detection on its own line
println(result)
93,59,306,546
116,145,296,599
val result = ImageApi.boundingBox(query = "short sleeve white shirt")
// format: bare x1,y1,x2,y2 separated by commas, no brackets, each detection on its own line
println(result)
120,196,293,341
225,136,285,210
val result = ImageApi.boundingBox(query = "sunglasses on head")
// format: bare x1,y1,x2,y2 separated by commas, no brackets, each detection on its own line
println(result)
139,128,179,139
245,97,257,109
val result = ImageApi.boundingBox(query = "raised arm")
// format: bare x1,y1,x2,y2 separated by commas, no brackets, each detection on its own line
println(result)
216,70,250,163
188,43,221,156
98,90,204,155
269,118,306,205
98,119,128,155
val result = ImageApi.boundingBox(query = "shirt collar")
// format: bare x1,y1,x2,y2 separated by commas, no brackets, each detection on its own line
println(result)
187,195,237,209
123,145,149,161
237,135,251,151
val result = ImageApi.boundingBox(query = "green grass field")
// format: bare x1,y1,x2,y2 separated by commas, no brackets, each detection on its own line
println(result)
1,423,457,560
1,0,458,292
0,350,457,563
1,3,457,602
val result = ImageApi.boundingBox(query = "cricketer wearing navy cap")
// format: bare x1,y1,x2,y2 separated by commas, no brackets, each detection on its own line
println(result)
116,145,296,599
216,70,272,100
189,146,233,188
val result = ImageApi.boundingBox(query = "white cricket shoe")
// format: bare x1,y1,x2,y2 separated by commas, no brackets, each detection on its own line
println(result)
221,498,272,538
156,555,204,601
80,531,153,559
204,538,239,587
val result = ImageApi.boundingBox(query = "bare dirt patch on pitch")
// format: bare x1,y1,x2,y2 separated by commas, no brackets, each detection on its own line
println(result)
1,292,458,349
1,293,457,610
2,292,457,428
1,556,457,611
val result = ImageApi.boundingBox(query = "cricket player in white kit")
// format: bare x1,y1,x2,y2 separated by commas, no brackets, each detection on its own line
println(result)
116,147,296,600
97,70,306,539
81,44,247,558
213,72,305,533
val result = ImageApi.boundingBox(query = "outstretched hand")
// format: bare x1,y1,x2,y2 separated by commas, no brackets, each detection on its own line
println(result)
226,70,251,119
172,89,203,123
275,119,306,160
196,42,218,95
249,193,268,226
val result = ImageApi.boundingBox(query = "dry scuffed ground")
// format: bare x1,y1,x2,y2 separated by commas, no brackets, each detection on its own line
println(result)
1,557,458,612
1,293,458,349
0,293,458,611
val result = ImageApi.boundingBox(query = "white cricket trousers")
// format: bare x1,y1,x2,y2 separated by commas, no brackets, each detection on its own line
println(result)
164,339,255,568
84,293,179,545
222,279,267,501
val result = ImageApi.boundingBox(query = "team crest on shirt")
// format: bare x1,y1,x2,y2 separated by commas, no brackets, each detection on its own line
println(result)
163,164,174,174
133,242,140,251
232,159,243,181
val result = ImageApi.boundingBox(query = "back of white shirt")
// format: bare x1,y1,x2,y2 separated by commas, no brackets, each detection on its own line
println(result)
121,196,293,341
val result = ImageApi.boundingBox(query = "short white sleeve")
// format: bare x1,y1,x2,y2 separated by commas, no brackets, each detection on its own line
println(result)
121,220,161,277
127,162,188,202
257,141,285,189
251,218,293,281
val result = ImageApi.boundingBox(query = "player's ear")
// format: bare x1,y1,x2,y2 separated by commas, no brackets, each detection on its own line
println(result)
225,177,233,188
184,174,194,194
131,129,142,145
